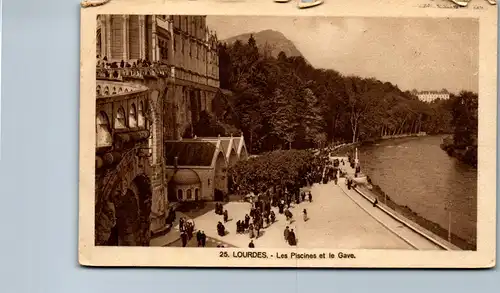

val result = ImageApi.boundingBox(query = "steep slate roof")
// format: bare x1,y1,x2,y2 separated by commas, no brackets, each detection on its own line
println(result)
164,141,217,166
220,139,231,156
193,137,233,158
232,138,242,152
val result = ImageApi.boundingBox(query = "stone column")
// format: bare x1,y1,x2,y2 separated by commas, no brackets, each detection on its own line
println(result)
139,15,146,59
169,16,176,78
105,15,112,59
148,89,167,235
122,15,129,61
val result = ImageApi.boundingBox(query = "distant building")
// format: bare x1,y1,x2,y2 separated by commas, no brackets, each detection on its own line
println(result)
412,89,450,103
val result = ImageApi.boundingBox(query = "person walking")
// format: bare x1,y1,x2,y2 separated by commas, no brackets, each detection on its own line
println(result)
201,231,207,247
284,226,290,242
288,229,297,246
196,230,203,247
248,240,255,248
181,231,188,247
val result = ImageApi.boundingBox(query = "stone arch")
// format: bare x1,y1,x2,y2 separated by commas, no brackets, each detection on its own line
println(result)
115,107,126,129
96,111,112,148
95,151,152,246
107,174,152,246
213,151,227,201
228,148,238,166
129,103,137,128
195,188,200,201
96,85,102,96
240,144,249,160
138,101,145,128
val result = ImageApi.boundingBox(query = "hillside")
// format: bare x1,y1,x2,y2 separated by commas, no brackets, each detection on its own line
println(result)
222,29,305,60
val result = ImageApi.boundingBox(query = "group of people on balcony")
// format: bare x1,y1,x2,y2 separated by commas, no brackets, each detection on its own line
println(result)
96,55,157,69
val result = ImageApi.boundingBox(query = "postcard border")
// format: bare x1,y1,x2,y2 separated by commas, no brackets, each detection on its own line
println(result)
79,1,497,268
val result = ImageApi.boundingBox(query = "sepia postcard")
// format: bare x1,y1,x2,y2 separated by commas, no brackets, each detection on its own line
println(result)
79,0,498,268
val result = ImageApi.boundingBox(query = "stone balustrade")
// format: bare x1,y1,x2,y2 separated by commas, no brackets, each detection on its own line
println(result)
96,63,219,87
96,80,149,98
96,64,173,82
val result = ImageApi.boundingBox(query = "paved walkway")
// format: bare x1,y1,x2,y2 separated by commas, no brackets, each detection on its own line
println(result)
191,182,413,249
151,154,446,250
149,211,190,247
334,155,445,250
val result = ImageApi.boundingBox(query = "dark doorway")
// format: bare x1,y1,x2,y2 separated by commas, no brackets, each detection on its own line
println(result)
214,189,224,202
109,175,152,246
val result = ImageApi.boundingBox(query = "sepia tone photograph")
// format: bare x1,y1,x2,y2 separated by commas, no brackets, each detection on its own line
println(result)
81,1,497,268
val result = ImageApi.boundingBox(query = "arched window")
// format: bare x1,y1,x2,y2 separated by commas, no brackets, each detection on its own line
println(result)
195,188,199,200
129,104,137,128
177,189,183,201
96,85,101,96
115,107,126,129
138,101,145,127
187,189,192,200
96,112,112,148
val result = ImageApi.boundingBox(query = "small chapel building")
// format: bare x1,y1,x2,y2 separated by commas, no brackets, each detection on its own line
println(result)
164,134,248,202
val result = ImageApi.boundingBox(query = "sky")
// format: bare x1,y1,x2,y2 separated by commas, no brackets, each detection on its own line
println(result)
206,16,479,94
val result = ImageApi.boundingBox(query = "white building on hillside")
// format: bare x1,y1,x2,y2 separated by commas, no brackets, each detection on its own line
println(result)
412,89,450,103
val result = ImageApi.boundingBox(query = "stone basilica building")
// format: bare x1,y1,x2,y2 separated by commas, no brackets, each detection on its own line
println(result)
94,15,246,246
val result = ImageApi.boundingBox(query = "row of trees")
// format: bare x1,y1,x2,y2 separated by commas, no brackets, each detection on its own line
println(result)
192,34,476,155
439,91,478,166
228,149,322,196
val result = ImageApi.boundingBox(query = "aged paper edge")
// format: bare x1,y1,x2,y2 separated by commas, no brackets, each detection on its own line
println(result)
79,1,497,268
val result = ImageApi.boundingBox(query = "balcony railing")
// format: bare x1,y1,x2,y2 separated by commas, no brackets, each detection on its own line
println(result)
96,62,173,82
96,61,219,87
96,80,149,98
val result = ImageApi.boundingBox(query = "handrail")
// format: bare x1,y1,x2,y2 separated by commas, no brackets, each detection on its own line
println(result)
353,186,461,251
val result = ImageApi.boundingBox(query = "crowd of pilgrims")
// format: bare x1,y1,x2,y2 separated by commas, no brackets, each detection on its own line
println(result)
172,147,361,248
178,216,205,247
212,148,347,248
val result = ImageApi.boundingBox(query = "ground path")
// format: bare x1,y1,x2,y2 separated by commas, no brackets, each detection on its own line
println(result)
190,181,414,249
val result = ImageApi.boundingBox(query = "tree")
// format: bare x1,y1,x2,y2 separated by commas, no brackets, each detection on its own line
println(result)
269,88,300,149
215,31,462,152
451,91,478,148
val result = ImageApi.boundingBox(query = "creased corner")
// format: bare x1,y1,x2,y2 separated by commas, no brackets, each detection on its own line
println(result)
81,0,112,8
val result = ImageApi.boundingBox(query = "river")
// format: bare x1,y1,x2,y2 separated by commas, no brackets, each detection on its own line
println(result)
358,135,477,245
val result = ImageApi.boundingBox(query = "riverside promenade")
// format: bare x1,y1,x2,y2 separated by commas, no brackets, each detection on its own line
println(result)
333,156,460,251
151,156,454,250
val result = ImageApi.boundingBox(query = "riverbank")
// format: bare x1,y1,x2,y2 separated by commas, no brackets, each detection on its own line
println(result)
364,181,475,250
440,136,477,168
328,136,476,250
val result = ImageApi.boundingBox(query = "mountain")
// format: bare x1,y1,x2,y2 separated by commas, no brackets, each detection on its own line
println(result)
222,29,306,61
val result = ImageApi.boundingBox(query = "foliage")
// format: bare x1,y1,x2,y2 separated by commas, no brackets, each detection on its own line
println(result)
451,91,478,148
216,34,477,154
439,91,478,167
228,149,321,195
192,110,240,138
